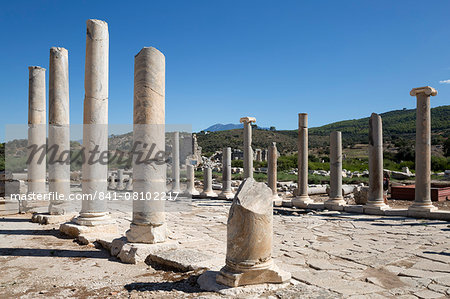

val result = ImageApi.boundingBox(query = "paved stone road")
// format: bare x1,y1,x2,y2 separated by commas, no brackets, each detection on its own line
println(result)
1,194,449,298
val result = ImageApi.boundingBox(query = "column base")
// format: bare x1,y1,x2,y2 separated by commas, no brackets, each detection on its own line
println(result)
408,203,437,218
170,187,181,194
200,191,218,198
126,223,167,244
272,195,283,207
364,202,390,215
48,201,67,215
408,203,437,212
182,189,199,197
74,212,113,226
218,191,234,200
324,198,346,210
19,199,48,214
216,260,291,287
292,195,313,208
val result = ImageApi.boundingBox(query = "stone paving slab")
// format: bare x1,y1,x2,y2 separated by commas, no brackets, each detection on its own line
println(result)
2,196,449,297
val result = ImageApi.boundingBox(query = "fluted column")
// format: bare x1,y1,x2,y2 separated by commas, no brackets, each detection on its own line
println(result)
126,47,167,243
268,142,282,205
171,131,181,193
293,113,313,208
48,47,70,215
325,131,346,209
24,66,47,213
365,113,390,213
240,117,256,178
409,86,438,214
219,147,234,199
75,19,110,226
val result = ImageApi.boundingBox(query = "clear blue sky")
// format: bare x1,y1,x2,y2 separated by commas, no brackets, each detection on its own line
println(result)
1,0,449,141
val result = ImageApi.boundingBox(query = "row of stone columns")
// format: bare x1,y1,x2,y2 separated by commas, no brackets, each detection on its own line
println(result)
291,98,437,214
26,19,439,247
25,49,71,215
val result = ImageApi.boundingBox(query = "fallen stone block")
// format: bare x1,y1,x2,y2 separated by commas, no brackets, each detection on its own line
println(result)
146,248,222,272
116,241,178,264
59,222,118,239
31,213,77,225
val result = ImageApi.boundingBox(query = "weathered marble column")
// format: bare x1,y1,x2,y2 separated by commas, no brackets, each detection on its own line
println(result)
200,167,217,198
25,66,47,213
48,47,70,215
365,113,390,213
116,169,124,190
325,131,346,209
219,147,234,200
216,178,291,287
171,131,181,193
126,47,167,243
268,142,282,206
75,19,110,226
293,113,313,208
409,86,438,213
240,117,256,178
185,164,199,196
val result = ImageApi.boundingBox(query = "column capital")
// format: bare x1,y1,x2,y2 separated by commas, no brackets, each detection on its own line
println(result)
240,116,256,124
410,86,437,97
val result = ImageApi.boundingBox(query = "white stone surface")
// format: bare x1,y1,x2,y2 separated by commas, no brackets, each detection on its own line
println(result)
48,47,70,215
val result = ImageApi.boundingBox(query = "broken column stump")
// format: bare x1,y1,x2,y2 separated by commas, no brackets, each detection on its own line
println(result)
216,178,291,287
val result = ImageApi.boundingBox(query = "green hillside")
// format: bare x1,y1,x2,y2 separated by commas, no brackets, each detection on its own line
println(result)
1,105,448,171
197,105,450,153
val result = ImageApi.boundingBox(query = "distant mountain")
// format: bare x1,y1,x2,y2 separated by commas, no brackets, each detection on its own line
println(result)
204,123,243,132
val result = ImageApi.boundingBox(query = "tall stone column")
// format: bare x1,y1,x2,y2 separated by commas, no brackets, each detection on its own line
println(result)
219,147,234,200
293,113,313,208
240,117,256,178
365,113,390,213
325,131,346,209
200,167,217,198
75,19,110,226
268,142,282,206
25,66,47,213
185,164,199,196
171,131,181,193
48,47,70,215
126,47,167,243
409,86,438,214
